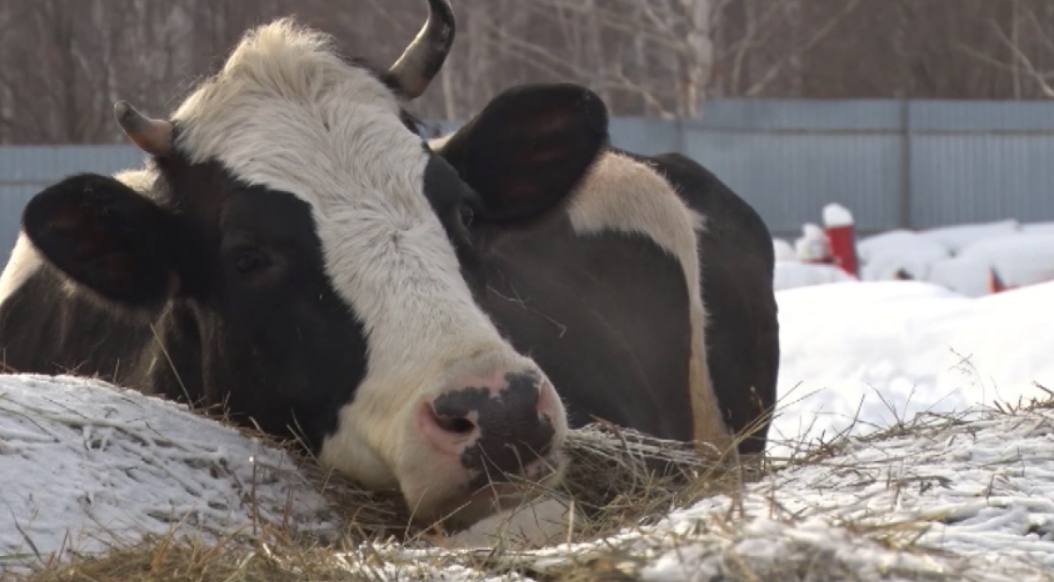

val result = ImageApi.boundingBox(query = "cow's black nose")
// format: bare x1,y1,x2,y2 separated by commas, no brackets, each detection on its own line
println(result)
425,372,559,480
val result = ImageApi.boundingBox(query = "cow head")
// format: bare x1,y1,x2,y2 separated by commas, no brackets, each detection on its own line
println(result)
21,1,608,525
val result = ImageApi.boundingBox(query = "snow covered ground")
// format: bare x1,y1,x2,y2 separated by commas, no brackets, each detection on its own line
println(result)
774,261,853,290
0,375,336,567
858,226,1054,296
771,280,1054,455
382,405,1054,580
3,279,1053,578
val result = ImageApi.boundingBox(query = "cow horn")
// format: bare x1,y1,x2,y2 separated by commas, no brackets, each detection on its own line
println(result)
113,101,173,157
387,0,455,99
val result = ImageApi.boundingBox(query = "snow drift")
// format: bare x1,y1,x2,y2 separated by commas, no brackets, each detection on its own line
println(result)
779,218,1054,294
772,280,1054,454
0,375,336,565
856,220,1054,296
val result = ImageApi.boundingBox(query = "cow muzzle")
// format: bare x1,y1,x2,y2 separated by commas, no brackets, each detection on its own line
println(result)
417,370,565,484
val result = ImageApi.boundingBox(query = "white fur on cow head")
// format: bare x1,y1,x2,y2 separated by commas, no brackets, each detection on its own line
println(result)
169,20,555,514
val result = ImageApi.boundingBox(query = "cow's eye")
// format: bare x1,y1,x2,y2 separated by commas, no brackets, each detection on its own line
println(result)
234,249,270,274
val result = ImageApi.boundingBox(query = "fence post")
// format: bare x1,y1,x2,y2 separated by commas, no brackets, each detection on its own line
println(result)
898,98,913,229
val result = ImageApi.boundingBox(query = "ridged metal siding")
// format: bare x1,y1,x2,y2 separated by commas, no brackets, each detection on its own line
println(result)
612,100,1054,238
3,100,1054,254
680,125,904,235
907,101,1054,229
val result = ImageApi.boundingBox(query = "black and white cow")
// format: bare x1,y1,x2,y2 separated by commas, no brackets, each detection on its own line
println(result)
0,1,778,524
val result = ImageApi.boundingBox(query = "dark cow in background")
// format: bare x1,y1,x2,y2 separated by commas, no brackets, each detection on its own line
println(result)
0,0,778,525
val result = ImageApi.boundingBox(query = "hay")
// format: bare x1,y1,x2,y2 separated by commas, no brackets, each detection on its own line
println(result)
558,423,746,537
18,395,1054,581
288,420,745,543
13,420,744,581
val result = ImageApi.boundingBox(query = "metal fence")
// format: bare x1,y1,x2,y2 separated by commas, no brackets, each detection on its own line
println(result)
3,99,1054,254
612,99,1054,238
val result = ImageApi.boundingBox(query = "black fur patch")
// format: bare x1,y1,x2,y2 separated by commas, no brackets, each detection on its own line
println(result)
436,83,609,223
22,174,182,308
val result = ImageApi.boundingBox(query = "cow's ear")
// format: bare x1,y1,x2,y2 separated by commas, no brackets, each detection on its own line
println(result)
435,83,608,222
23,173,182,308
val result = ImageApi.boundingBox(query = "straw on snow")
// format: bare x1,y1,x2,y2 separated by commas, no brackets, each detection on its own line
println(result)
7,371,1054,581
0,373,739,569
24,396,1054,581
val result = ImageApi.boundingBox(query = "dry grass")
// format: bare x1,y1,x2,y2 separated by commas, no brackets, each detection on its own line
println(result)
287,418,750,543
11,417,748,582
558,422,750,537
13,393,1054,582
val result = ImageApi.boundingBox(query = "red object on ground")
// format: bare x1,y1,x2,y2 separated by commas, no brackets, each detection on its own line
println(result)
989,268,1008,294
825,224,859,277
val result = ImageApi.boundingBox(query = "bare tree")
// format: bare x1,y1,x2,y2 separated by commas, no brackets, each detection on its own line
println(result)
2,0,1053,145
960,0,1054,98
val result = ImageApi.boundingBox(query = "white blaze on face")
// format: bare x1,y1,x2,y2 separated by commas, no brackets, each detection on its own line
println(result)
170,20,538,506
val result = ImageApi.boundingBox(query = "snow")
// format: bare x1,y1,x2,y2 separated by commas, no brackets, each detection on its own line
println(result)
774,261,853,290
805,217,1051,295
845,221,1054,296
794,223,830,262
1023,221,1054,234
929,232,1054,296
919,219,1019,254
0,375,336,566
375,407,1054,580
857,229,949,281
648,407,1054,578
771,280,1054,454
822,203,854,227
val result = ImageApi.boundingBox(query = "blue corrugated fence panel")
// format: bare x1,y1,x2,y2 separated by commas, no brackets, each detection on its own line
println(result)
910,100,1054,132
609,118,681,156
911,133,1054,227
3,100,1054,252
0,145,144,182
683,130,902,236
697,99,901,131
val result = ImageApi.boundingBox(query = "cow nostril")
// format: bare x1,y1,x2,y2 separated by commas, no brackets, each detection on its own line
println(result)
428,404,476,435
435,415,475,435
